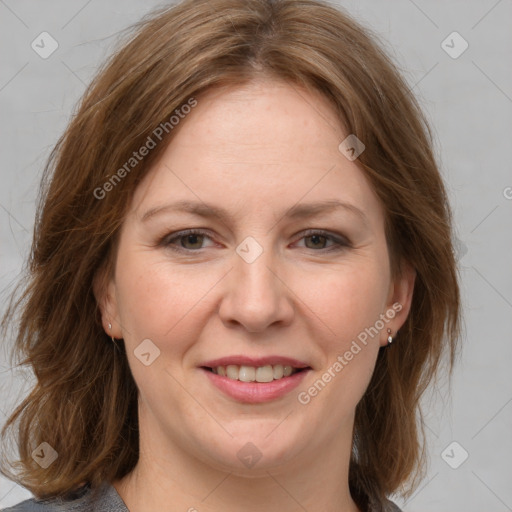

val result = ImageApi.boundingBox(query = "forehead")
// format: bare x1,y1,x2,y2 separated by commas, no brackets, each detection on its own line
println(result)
180,79,345,159
130,80,383,225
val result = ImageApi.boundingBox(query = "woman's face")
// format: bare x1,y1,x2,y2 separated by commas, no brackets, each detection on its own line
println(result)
100,80,414,475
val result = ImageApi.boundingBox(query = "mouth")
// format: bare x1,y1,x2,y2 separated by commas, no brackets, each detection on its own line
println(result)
202,364,307,382
199,356,312,403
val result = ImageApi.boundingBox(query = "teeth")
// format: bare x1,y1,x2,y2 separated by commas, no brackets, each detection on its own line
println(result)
255,365,274,382
238,366,255,382
273,364,284,379
226,365,238,380
212,364,302,382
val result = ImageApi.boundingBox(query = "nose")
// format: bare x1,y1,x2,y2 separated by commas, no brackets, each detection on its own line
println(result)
218,243,295,333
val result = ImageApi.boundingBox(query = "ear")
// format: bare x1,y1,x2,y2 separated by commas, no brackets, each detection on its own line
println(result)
93,265,123,339
380,261,416,347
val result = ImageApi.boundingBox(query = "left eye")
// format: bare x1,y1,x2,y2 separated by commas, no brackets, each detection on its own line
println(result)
162,229,349,253
298,231,343,250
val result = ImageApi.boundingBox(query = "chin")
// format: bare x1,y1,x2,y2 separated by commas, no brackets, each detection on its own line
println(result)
197,430,304,475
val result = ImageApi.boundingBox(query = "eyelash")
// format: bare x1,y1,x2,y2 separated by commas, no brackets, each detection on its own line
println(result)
160,228,351,254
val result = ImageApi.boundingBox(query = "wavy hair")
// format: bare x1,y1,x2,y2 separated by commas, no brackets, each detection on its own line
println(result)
1,0,461,504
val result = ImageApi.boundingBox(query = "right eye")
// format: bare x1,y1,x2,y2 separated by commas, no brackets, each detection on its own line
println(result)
163,229,215,252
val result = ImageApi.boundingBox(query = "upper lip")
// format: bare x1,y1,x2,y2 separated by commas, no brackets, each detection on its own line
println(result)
201,355,311,369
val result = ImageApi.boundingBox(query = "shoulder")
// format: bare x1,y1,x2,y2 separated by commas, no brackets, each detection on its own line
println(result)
0,482,128,512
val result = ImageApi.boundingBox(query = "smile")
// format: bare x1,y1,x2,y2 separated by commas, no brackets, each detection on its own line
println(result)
210,364,301,382
199,356,311,403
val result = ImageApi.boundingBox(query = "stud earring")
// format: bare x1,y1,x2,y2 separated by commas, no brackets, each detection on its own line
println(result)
108,322,112,330
387,328,393,345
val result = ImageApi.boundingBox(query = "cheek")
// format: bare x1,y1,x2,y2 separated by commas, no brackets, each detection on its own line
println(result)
293,256,389,346
113,248,210,350
292,255,388,411
113,250,216,400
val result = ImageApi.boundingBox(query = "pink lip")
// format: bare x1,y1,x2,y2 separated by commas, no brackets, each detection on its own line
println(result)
201,355,310,369
202,367,310,403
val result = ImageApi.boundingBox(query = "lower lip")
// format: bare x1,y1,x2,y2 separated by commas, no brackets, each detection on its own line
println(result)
202,368,310,403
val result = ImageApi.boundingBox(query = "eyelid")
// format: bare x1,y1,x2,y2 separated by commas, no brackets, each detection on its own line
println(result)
159,229,216,251
160,228,351,253
299,228,351,246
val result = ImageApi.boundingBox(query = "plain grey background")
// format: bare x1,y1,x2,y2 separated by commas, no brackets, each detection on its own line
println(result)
0,0,511,510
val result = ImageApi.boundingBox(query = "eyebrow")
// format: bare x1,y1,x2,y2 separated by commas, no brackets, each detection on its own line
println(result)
140,199,369,227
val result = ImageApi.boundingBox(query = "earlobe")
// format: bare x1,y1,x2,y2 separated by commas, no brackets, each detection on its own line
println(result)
383,262,416,346
93,268,122,338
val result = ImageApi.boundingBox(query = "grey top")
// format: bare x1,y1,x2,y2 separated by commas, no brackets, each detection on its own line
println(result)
0,482,126,512
1,481,403,511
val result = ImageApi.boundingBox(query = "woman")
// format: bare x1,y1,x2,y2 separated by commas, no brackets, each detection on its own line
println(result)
0,0,461,511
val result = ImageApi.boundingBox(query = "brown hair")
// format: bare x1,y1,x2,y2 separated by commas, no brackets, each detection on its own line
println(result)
1,0,461,505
